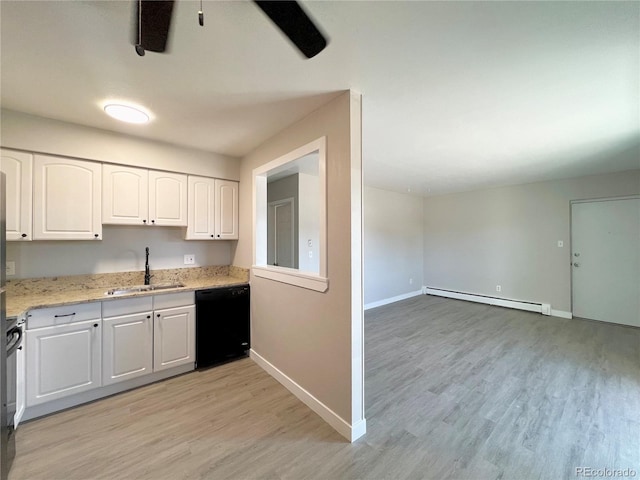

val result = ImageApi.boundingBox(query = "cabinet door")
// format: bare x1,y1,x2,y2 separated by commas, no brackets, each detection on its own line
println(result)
26,319,102,406
186,176,216,240
149,170,187,226
153,305,195,372
33,155,102,240
0,149,33,241
102,164,149,225
214,179,239,239
103,312,153,385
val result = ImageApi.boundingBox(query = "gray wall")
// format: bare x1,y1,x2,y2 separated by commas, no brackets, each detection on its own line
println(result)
364,186,424,306
423,169,640,312
7,226,231,279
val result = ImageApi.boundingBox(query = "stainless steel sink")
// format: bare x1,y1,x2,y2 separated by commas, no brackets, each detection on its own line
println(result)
105,283,185,296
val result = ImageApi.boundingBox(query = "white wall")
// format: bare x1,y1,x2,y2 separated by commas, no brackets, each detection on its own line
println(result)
423,169,640,313
363,186,424,307
298,172,320,273
6,226,231,279
1,109,238,278
234,91,365,441
1,109,240,180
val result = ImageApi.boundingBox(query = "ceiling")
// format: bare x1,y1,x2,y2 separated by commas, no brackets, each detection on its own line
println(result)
1,1,638,196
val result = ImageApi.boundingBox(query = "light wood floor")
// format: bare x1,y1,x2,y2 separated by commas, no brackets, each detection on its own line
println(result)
9,295,640,479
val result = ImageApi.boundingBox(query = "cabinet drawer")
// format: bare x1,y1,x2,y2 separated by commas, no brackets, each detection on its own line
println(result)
103,296,153,318
153,292,194,310
28,302,101,329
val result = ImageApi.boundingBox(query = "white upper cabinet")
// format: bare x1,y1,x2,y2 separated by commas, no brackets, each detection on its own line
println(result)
186,177,238,240
102,164,149,225
186,176,215,240
149,170,188,226
0,148,33,241
215,179,239,240
102,167,187,227
33,155,102,240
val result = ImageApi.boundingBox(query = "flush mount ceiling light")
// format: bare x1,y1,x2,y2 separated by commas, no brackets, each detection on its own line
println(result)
103,103,150,124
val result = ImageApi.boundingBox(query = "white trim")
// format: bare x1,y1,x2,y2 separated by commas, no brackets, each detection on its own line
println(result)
364,290,423,310
551,309,573,319
250,349,364,442
252,265,328,292
253,137,328,290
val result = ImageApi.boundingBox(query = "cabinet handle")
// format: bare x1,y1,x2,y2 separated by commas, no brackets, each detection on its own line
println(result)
151,220,155,224
21,233,27,238
94,233,99,238
17,346,22,351
147,315,151,319
54,313,76,318
217,234,220,238
143,219,147,224
93,323,99,328
210,234,214,238
157,314,160,318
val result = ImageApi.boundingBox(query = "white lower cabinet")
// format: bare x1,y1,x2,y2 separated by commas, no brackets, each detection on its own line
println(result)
102,312,153,385
153,305,195,372
26,318,102,406
24,293,195,417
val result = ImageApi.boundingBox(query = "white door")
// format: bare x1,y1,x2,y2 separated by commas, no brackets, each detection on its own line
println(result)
102,164,149,225
214,179,239,239
103,312,153,385
572,197,640,327
149,170,188,226
153,305,195,372
186,176,216,240
268,199,295,268
33,155,102,240
26,319,102,406
0,149,33,241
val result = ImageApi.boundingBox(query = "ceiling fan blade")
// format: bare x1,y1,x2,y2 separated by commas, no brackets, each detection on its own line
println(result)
254,1,328,59
134,0,175,53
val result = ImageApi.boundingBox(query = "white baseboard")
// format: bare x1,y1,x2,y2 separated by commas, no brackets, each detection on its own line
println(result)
250,349,366,442
364,289,423,310
425,287,569,319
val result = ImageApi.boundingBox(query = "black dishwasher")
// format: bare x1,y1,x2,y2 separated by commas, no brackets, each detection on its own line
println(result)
195,285,250,369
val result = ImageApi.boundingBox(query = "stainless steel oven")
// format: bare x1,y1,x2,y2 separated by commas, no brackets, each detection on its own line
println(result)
3,319,22,477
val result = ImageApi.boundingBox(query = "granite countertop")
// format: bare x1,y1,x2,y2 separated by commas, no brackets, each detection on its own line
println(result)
6,266,249,320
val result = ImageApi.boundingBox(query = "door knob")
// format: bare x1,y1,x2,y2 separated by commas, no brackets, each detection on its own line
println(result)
573,262,580,267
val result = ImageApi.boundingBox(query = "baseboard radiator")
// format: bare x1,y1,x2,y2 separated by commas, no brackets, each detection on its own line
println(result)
424,287,551,316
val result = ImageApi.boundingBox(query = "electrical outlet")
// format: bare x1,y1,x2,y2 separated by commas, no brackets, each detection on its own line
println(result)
308,251,313,258
557,240,564,247
184,254,195,265
496,285,502,292
409,278,413,285
6,261,16,276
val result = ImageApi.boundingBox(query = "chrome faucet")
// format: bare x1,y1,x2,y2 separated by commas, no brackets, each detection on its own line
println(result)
144,247,151,285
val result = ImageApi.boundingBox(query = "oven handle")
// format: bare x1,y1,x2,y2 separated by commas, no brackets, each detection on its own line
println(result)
6,326,23,357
